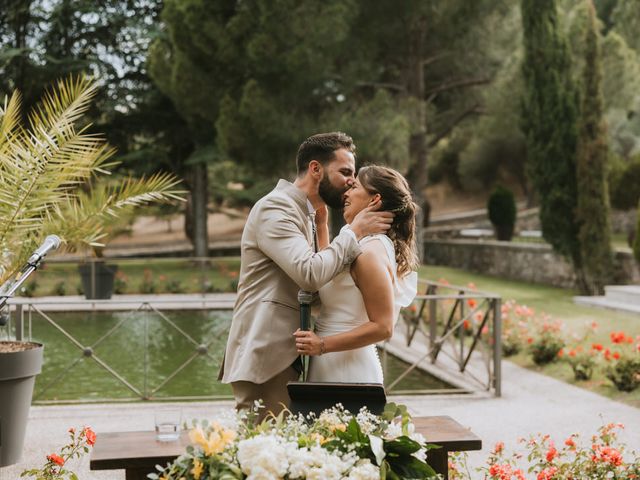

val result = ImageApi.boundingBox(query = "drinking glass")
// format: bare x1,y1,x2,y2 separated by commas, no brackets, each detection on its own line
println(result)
154,408,181,442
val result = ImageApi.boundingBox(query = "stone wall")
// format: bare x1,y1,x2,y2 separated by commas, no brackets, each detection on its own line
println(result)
424,239,640,288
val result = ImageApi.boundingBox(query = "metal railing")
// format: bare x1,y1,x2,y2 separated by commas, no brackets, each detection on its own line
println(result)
2,282,502,403
386,279,502,396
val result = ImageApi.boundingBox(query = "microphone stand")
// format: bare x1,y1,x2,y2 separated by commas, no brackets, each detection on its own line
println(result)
0,257,46,326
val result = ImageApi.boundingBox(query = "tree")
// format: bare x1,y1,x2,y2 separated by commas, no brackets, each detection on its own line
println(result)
0,76,182,285
575,0,614,294
521,0,584,288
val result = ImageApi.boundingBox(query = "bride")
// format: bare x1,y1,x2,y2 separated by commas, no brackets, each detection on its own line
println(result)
293,165,418,383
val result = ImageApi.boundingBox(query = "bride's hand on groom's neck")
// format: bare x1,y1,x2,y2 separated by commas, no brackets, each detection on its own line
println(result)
350,200,394,240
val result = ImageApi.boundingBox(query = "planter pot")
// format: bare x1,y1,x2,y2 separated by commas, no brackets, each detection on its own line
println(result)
78,262,118,299
0,341,44,467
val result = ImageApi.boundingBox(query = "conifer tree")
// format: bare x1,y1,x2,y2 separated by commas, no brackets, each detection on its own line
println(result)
575,0,613,294
520,0,584,287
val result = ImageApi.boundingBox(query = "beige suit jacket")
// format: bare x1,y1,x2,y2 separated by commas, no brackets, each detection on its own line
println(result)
220,179,362,384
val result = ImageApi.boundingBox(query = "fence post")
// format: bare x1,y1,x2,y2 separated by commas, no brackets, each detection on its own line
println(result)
15,304,23,341
429,292,437,363
493,298,502,397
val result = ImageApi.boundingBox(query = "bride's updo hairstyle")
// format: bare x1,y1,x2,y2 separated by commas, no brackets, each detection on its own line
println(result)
356,165,419,277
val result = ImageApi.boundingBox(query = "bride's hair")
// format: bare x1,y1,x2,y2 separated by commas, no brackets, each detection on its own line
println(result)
357,165,419,277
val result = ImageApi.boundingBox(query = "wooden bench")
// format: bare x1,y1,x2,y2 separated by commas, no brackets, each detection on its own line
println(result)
90,415,481,480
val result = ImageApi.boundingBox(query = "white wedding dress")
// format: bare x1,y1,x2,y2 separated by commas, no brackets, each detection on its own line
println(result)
308,234,417,384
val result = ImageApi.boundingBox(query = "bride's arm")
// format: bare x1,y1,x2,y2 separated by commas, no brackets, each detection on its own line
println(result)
315,205,330,250
294,240,394,355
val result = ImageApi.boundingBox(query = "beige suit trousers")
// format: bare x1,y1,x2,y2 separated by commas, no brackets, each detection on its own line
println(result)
231,366,299,421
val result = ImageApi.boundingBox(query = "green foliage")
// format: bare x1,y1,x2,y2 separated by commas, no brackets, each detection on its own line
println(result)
609,155,640,210
521,0,582,271
634,201,640,264
488,186,517,229
575,0,613,295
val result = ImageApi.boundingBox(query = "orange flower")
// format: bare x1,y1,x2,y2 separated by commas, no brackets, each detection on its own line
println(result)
83,426,96,446
545,445,557,462
47,454,64,466
591,343,603,351
564,437,576,448
467,298,477,309
612,351,621,360
493,441,505,454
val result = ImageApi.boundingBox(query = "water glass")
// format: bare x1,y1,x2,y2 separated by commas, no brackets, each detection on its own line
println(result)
154,408,181,442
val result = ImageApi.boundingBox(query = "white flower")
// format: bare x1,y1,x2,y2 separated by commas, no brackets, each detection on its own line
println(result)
348,460,379,480
236,434,290,479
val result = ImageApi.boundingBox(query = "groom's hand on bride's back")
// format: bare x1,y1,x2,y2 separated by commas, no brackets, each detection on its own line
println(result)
349,200,393,240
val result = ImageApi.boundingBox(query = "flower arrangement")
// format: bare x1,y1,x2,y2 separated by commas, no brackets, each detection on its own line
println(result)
21,426,96,480
450,423,640,479
150,403,440,480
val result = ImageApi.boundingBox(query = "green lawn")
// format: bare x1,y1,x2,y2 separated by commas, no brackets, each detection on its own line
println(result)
419,265,640,408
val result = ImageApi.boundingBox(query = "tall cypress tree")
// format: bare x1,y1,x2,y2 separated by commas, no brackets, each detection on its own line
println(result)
576,0,613,295
521,0,584,288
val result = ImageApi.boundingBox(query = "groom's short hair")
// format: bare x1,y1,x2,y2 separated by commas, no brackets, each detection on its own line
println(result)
296,132,356,176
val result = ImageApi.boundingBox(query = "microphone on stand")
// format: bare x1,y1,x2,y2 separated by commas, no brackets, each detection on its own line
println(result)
27,235,61,267
0,235,62,314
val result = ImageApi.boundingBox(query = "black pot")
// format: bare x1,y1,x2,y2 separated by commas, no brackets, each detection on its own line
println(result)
78,262,118,299
0,341,44,467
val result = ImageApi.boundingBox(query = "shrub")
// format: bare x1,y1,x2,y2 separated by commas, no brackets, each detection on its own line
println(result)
528,320,565,366
139,269,157,294
561,346,597,381
609,155,640,210
53,280,67,296
461,423,640,480
634,200,640,264
487,186,516,241
165,279,185,294
604,332,640,392
114,271,128,294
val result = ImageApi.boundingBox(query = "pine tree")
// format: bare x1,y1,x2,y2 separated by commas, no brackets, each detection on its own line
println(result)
576,0,613,294
520,0,583,286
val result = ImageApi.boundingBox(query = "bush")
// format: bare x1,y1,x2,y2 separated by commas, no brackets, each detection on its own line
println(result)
487,186,517,241
52,280,66,296
634,200,640,263
609,155,640,210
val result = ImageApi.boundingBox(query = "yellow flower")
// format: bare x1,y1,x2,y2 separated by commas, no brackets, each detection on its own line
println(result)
310,432,327,444
330,423,346,432
191,459,204,480
189,425,237,456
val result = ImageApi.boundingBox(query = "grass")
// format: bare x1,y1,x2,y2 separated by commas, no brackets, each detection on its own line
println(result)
419,264,640,408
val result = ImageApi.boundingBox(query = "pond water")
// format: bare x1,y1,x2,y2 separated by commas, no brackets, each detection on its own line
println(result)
24,310,452,403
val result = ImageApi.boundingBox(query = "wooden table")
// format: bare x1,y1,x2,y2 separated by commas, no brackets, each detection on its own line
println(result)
90,416,481,480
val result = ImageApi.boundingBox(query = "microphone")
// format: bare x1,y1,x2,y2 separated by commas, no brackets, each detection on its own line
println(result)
298,290,314,331
27,235,61,266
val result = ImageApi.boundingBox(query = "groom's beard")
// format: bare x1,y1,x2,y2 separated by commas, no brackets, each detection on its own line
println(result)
318,174,347,210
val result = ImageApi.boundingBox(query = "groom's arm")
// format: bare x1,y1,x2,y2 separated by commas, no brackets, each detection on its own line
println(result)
257,196,360,292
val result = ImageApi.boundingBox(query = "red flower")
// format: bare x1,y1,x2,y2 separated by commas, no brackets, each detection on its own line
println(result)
494,441,505,454
591,343,603,351
545,444,557,462
47,454,65,466
84,426,97,446
537,466,558,480
564,437,576,448
467,298,477,309
612,351,621,360
610,331,626,344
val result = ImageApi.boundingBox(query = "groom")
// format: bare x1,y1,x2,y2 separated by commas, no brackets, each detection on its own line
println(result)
219,132,393,417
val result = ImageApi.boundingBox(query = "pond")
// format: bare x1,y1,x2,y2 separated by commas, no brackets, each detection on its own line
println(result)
22,310,453,403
